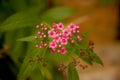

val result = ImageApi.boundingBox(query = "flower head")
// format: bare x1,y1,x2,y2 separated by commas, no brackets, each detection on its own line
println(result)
57,23,64,30
49,41,57,49
48,30,56,38
62,29,71,36
60,37,68,45
52,23,57,28
54,34,61,43
60,48,67,54
68,23,76,31
35,22,82,54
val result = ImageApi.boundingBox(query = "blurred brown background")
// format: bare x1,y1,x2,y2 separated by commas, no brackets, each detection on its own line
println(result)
56,0,119,80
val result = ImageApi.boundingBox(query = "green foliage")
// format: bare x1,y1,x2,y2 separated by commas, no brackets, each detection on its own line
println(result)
89,51,103,65
40,7,76,24
18,43,47,80
17,7,77,80
0,7,44,32
17,36,35,42
0,0,103,79
68,63,79,80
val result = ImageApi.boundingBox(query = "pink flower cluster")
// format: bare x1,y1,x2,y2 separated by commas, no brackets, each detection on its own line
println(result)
34,22,82,54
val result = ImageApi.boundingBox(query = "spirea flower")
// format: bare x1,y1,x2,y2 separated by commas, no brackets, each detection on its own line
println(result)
57,23,64,30
49,41,57,49
34,22,82,54
48,30,56,38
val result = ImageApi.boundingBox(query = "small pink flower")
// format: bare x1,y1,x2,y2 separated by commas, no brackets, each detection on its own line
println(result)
62,29,71,36
60,37,68,45
49,41,57,49
57,23,64,30
52,23,57,28
48,30,56,38
60,48,67,54
68,23,76,31
77,36,82,40
54,35,61,43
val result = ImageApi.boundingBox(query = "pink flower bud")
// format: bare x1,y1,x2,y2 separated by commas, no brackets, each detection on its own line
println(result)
44,43,47,46
35,44,39,48
58,44,62,47
51,49,55,54
41,43,44,46
40,23,44,26
40,36,43,38
37,31,41,34
76,25,80,28
34,36,38,39
41,33,44,35
39,46,42,49
59,33,62,36
44,27,47,30
57,50,60,53
41,41,43,43
73,30,76,33
36,25,40,29
43,35,46,38
77,30,80,33
71,40,74,43
52,23,57,28
77,36,82,41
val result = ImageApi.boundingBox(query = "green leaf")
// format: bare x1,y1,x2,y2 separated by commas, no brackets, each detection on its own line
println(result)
17,36,34,42
18,43,47,80
40,7,76,24
68,63,79,80
89,51,103,66
0,7,45,32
